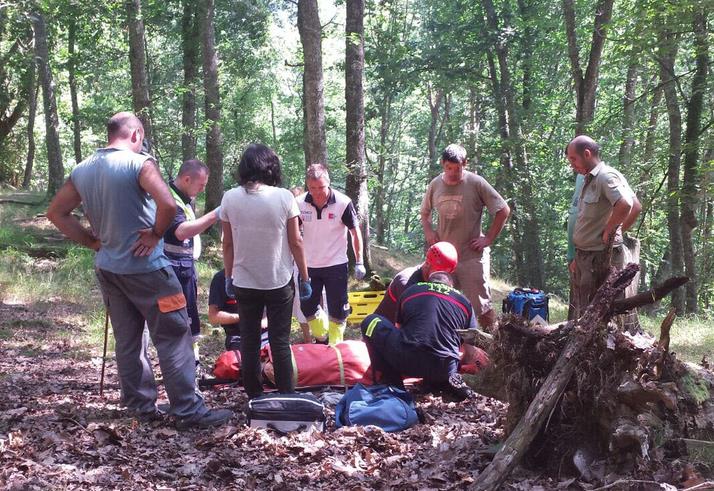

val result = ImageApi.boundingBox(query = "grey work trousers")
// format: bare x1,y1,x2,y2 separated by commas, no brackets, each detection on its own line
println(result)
96,267,206,418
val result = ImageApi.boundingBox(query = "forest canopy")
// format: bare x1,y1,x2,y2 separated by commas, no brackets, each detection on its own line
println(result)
0,0,712,312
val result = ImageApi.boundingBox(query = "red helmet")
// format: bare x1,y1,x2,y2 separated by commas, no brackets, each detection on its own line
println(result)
425,241,458,274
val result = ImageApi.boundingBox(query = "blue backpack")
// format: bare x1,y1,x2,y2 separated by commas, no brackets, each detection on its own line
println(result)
502,288,549,323
335,384,419,432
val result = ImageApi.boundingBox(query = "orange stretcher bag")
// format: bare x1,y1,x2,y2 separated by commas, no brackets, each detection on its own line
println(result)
263,340,374,388
213,349,242,380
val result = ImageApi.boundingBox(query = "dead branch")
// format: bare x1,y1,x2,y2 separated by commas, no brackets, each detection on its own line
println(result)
611,276,689,314
473,264,639,491
658,308,676,352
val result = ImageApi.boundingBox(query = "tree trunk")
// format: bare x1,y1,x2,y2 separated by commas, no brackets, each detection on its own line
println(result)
680,11,708,314
374,96,391,245
181,0,199,162
200,0,224,213
127,0,153,144
344,0,370,272
0,35,28,146
426,85,443,180
67,17,82,164
484,0,544,290
32,11,64,198
297,0,327,168
467,87,481,164
617,61,638,167
563,0,614,134
22,64,38,189
658,26,685,314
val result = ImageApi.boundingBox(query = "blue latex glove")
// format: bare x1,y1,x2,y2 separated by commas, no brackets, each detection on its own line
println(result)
225,276,236,300
354,263,366,280
299,278,313,301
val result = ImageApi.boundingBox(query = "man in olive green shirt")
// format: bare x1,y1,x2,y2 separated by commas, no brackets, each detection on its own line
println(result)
566,135,641,319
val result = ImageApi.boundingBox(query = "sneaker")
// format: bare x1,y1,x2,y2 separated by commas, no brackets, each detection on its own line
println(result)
175,408,233,431
442,373,473,403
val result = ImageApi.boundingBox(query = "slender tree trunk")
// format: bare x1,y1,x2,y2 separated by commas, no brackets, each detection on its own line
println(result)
484,0,544,289
297,0,327,168
563,0,614,134
127,0,153,143
200,0,224,213
375,96,391,245
467,87,481,164
181,0,199,161
617,62,638,167
22,55,38,189
642,78,663,169
427,85,444,180
32,11,63,198
344,0,370,272
68,17,82,164
680,11,708,314
659,26,685,314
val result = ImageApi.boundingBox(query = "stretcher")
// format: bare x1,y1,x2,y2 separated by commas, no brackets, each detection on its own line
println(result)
346,290,385,324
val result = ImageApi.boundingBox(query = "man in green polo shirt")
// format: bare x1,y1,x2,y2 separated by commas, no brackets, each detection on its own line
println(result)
566,135,641,319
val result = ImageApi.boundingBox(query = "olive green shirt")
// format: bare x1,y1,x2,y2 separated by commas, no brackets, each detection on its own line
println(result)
573,162,634,252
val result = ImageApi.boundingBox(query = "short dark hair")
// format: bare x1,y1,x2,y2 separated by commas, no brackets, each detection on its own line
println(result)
428,271,454,287
107,112,142,141
567,136,601,158
441,144,467,165
237,144,282,187
178,159,208,178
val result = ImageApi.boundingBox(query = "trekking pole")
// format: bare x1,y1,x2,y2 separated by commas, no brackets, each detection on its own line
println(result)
99,309,110,398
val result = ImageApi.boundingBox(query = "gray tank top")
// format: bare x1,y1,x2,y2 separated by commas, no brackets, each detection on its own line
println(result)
71,148,169,274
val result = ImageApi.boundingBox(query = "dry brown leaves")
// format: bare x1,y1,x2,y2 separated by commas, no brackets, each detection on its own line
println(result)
2,301,706,490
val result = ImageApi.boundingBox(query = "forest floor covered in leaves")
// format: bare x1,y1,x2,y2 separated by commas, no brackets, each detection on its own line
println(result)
1,194,712,490
0,298,561,490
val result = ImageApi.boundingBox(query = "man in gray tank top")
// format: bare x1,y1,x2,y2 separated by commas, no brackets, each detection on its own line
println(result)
47,112,231,430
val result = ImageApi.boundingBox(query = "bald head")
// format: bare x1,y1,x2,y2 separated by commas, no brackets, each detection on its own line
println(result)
107,112,144,144
566,135,601,174
566,135,600,159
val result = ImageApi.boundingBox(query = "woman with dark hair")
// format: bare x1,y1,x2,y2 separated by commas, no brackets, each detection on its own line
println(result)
220,143,311,399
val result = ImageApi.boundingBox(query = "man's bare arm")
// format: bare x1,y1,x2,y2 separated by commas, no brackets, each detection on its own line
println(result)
208,304,239,325
175,208,220,241
602,197,633,243
470,204,511,252
349,225,363,264
133,159,176,256
621,195,641,232
47,179,100,251
420,208,439,246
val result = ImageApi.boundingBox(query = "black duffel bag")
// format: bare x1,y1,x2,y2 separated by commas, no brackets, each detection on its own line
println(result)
247,393,325,434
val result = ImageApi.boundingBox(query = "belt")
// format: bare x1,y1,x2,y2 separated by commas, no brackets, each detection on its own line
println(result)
163,243,193,256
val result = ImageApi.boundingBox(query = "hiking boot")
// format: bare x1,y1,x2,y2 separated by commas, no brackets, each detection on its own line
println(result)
442,373,473,403
133,406,167,423
175,408,233,431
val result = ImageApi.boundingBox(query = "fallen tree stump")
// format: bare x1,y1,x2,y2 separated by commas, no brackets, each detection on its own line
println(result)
473,267,713,490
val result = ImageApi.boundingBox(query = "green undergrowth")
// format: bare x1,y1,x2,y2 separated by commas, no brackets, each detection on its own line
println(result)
2,192,712,366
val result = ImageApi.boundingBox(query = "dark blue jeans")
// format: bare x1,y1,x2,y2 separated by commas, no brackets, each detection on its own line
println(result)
300,262,350,321
236,280,295,398
360,313,458,386
171,262,200,337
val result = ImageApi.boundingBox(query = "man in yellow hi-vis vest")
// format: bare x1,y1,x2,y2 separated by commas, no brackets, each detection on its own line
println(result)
164,159,220,367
